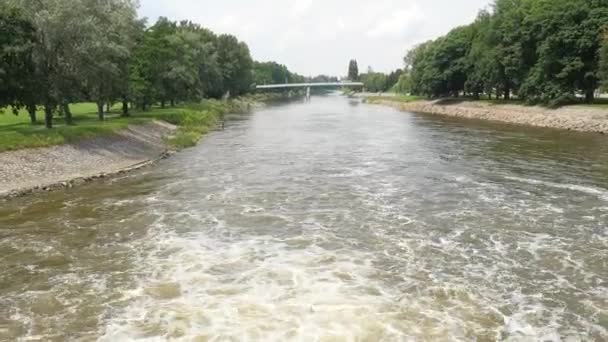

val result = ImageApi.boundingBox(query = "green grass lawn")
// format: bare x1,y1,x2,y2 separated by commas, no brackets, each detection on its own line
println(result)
0,105,179,152
0,99,249,152
0,104,153,152
568,98,608,109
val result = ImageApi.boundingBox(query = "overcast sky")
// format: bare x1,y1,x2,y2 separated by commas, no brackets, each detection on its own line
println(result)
139,0,493,77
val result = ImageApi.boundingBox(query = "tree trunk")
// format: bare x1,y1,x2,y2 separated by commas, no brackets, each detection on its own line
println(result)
97,101,105,121
585,89,594,103
106,102,111,114
63,103,73,125
121,98,130,117
161,100,165,108
170,99,175,107
504,88,511,100
27,104,37,124
44,104,53,129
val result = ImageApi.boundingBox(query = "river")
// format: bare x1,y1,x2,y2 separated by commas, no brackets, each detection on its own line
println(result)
1,94,607,341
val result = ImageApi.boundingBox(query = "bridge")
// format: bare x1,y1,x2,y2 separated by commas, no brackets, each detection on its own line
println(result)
256,82,364,100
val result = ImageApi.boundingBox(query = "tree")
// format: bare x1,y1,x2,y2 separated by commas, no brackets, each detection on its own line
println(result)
405,0,608,105
360,69,388,93
348,59,359,81
7,0,141,127
385,69,403,91
78,0,139,120
601,31,608,91
216,34,253,97
392,73,411,94
0,3,37,122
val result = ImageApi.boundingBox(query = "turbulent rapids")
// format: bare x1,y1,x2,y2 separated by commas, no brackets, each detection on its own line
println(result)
1,95,607,341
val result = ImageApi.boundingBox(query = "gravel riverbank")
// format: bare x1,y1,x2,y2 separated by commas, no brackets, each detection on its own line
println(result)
0,121,176,199
369,98,608,133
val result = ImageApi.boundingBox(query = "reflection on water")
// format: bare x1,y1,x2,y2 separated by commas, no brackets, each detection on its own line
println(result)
1,95,607,341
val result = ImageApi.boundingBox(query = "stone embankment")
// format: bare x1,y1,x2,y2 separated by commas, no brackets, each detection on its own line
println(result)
371,99,608,134
0,121,176,199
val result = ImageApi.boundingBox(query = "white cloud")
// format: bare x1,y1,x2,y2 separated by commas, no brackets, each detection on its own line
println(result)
366,6,425,38
138,0,492,76
290,0,314,17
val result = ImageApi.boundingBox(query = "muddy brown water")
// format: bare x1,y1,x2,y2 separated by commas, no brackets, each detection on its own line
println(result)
1,95,607,341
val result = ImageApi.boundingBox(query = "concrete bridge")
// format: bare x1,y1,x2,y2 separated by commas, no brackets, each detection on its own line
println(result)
256,82,364,100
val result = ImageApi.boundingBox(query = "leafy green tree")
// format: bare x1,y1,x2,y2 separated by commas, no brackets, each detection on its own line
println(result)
406,0,608,104
0,4,37,122
392,73,411,94
385,69,403,90
465,10,500,99
361,69,388,93
78,0,139,120
216,34,253,97
254,61,291,85
9,0,80,127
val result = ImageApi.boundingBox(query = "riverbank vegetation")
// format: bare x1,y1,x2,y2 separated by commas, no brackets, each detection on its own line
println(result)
0,99,255,152
0,0,300,136
399,0,608,107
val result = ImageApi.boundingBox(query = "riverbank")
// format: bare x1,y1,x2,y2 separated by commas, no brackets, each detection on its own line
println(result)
365,96,608,133
0,97,262,199
0,121,176,199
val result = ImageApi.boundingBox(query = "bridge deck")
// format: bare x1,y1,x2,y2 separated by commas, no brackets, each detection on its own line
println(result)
256,82,363,89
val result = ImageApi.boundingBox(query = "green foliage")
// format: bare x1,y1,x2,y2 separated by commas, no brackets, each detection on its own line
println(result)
361,72,388,93
253,61,304,86
216,34,254,96
0,3,36,112
1,3,294,131
392,73,411,94
600,32,608,90
360,67,403,93
163,101,248,149
406,0,608,105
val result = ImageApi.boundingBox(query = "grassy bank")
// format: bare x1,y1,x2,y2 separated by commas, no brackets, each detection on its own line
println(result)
363,93,608,109
0,99,253,152
160,99,251,149
364,95,424,104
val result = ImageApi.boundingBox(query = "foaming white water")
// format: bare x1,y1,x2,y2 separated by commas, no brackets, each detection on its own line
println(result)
505,176,608,201
100,227,406,341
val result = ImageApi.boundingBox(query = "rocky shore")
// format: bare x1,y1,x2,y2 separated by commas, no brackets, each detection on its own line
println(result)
370,98,608,134
0,121,176,199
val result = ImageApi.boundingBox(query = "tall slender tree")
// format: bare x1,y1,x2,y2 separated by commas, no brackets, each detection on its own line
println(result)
348,59,359,81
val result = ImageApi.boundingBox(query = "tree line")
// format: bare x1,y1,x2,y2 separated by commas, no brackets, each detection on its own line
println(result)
0,0,299,129
346,60,403,93
403,0,608,106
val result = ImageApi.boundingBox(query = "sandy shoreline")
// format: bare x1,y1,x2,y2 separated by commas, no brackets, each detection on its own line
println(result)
0,121,176,199
368,98,608,134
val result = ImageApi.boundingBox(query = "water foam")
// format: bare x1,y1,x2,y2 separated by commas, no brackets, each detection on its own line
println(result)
505,176,608,201
100,228,408,341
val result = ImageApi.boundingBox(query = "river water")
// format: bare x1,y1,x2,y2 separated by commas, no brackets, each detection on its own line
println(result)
1,95,607,341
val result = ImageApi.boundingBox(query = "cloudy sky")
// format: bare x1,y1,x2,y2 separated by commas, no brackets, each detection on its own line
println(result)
139,0,492,77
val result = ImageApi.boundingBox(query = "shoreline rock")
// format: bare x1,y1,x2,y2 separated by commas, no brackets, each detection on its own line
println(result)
370,99,608,134
0,121,177,200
